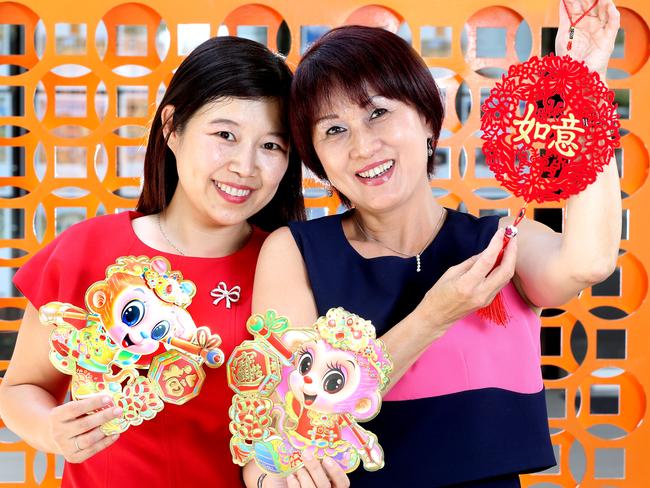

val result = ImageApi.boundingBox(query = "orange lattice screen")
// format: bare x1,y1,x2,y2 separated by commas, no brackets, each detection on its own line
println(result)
0,1,648,486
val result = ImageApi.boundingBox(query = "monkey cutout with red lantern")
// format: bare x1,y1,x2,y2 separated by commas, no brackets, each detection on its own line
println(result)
227,308,392,476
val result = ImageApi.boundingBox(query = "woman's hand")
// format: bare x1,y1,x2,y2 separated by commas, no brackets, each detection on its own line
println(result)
49,395,122,463
378,227,518,392
555,0,620,77
417,227,517,339
262,453,350,488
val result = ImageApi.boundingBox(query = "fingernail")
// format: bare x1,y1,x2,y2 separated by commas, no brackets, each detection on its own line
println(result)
112,407,123,416
102,396,111,404
323,457,336,467
112,434,119,441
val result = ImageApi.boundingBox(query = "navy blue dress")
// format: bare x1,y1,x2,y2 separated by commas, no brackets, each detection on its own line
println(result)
288,209,555,487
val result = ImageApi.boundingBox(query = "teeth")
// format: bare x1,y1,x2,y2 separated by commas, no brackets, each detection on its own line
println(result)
358,160,394,179
216,182,251,197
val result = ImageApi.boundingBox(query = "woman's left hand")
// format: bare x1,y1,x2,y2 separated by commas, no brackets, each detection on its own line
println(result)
555,0,620,77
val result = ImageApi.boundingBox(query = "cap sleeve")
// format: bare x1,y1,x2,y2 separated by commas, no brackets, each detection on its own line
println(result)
13,220,95,308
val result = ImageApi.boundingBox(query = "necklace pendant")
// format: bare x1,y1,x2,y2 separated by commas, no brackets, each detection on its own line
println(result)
567,26,574,51
416,254,421,273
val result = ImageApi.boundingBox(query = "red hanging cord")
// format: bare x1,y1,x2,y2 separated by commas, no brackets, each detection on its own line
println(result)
562,0,599,50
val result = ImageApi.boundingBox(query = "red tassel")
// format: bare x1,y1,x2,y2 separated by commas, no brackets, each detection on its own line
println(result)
477,291,510,327
478,219,522,327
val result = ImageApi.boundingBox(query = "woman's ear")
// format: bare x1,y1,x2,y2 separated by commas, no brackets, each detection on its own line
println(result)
161,105,177,152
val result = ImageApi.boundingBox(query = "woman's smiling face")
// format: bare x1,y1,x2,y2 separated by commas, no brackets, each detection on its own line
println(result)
165,97,290,226
311,92,433,212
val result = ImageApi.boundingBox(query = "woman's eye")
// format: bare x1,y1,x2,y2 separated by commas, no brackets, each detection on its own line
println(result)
121,300,145,327
322,369,346,394
216,131,235,141
151,320,171,340
298,352,313,375
325,126,345,136
262,142,284,151
370,108,388,120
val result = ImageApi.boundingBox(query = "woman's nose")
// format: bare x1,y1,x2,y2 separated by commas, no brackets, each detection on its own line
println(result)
228,145,257,177
350,126,381,160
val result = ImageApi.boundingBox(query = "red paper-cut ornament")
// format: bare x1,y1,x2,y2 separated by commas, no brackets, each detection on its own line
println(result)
479,54,620,325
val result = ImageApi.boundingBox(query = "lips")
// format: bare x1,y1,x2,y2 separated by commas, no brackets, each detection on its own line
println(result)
303,393,317,406
355,159,396,186
356,159,395,178
214,181,254,204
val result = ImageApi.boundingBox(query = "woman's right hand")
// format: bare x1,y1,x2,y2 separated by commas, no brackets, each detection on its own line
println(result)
262,453,350,488
417,227,518,339
49,395,122,463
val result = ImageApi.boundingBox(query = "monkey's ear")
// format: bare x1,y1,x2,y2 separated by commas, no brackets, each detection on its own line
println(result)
172,308,197,340
354,393,380,420
86,283,109,313
281,329,318,350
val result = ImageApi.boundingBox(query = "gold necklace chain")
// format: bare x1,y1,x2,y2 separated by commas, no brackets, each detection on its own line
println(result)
157,212,186,256
353,208,447,272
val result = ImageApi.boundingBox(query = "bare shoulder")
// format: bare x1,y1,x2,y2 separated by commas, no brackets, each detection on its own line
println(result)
256,226,306,289
258,226,299,257
256,226,305,277
254,226,318,326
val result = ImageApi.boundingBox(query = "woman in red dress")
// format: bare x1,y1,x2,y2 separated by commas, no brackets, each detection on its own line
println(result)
0,36,346,487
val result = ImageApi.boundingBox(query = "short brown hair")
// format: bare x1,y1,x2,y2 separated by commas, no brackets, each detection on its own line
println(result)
289,25,444,206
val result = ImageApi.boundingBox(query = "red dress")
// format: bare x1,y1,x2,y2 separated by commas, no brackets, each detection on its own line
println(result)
13,211,266,487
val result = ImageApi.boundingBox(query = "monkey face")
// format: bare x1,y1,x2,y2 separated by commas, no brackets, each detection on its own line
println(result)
104,285,195,355
288,340,361,413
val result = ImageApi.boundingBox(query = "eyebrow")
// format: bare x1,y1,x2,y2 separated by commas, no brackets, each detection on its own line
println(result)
314,95,384,125
208,118,287,139
208,118,239,126
269,131,288,139
314,114,339,125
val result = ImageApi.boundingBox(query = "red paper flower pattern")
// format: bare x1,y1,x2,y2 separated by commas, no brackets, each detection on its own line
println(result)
481,54,620,203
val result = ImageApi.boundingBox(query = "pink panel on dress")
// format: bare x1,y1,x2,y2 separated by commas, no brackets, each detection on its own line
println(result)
384,283,543,401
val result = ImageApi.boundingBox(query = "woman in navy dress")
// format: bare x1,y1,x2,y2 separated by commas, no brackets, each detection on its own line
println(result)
247,1,622,486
